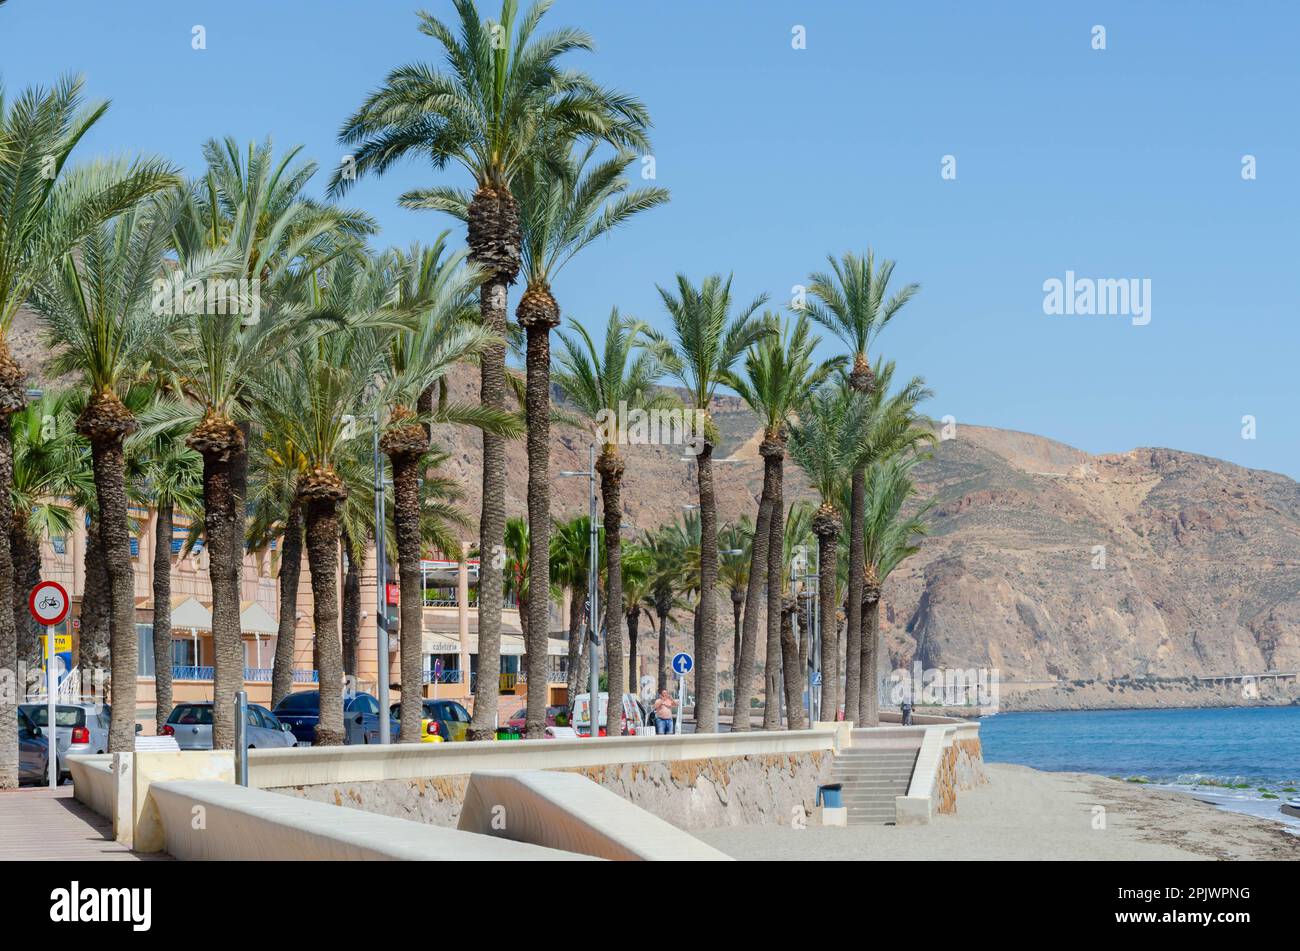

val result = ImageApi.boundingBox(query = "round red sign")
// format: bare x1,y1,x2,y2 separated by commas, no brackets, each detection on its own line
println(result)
28,580,70,627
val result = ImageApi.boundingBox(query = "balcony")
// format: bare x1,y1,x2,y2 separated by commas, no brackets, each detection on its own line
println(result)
167,666,319,684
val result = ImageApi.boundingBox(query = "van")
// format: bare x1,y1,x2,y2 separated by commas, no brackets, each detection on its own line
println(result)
571,692,646,737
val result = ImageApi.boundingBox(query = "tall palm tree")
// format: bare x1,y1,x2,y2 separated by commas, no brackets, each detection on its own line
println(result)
726,313,825,729
619,541,655,692
424,143,666,737
161,137,372,749
717,517,753,690
32,197,183,753
376,239,505,744
806,250,918,722
783,500,816,686
503,516,530,639
553,309,670,736
858,457,932,726
550,513,601,711
659,274,768,734
10,391,90,674
336,0,650,741
0,76,176,785
133,415,202,732
788,380,861,722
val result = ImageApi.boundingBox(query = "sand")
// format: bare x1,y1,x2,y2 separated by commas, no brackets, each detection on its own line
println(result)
693,764,1300,861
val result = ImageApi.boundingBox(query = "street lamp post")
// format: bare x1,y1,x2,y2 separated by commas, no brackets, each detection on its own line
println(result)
372,405,390,743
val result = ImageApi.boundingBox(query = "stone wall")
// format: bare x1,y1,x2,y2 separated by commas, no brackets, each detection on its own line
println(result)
268,750,834,832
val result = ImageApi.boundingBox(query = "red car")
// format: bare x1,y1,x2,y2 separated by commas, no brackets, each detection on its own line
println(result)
505,704,567,733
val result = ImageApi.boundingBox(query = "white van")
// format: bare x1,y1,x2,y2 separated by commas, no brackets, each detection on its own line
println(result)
571,692,646,737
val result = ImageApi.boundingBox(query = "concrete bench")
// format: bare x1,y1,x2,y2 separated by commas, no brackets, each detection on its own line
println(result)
135,736,181,752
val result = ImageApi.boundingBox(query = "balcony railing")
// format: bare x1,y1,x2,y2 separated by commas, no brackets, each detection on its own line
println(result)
169,666,318,684
421,669,465,685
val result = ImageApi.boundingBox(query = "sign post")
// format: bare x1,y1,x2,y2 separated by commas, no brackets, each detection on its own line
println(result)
671,652,693,736
29,581,70,788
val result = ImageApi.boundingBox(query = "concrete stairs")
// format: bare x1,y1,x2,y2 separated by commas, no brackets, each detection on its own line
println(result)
832,747,919,825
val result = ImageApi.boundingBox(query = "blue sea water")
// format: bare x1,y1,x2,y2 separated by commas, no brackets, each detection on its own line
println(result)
979,706,1300,828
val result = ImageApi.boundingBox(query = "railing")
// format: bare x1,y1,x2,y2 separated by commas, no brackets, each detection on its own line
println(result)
421,669,465,685
517,667,570,685
422,595,479,608
243,668,274,682
169,666,319,684
499,673,517,691
292,669,320,684
172,665,214,681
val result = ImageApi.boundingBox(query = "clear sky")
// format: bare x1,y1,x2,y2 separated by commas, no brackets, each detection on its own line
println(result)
3,1,1298,478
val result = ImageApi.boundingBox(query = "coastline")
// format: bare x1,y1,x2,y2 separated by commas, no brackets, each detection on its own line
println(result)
694,764,1300,861
995,680,1300,714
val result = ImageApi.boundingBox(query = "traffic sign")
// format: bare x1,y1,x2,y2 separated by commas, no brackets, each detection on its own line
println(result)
29,580,69,627
671,652,693,675
811,671,822,686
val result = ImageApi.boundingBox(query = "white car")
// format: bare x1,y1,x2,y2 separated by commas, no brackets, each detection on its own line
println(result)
571,692,646,737
18,702,110,783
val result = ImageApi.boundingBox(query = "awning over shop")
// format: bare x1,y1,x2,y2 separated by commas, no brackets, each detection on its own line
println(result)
170,595,212,632
421,631,461,654
239,600,278,636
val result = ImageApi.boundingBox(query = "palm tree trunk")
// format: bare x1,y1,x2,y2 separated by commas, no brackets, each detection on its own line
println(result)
152,501,174,733
11,523,41,674
81,516,110,697
597,449,624,735
271,499,302,709
303,489,345,745
341,533,361,678
195,430,247,752
797,594,810,682
763,445,785,730
468,280,509,741
564,586,584,713
0,415,19,788
656,604,669,693
694,441,720,734
844,467,865,724
89,437,138,753
730,589,743,685
522,319,555,738
813,505,840,721
860,592,882,726
733,460,775,731
626,608,639,692
780,596,805,729
388,447,424,744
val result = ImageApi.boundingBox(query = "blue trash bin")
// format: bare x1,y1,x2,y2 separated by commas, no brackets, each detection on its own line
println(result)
816,783,842,808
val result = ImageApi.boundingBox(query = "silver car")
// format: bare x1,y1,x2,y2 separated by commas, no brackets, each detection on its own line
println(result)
163,702,297,750
18,702,110,783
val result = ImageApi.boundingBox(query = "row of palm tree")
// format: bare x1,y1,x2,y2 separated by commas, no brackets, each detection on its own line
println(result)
0,0,940,788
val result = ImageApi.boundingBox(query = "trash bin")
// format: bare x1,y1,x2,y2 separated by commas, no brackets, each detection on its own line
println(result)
816,783,843,808
496,729,521,741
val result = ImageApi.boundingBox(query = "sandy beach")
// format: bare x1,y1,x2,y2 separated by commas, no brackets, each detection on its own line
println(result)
694,764,1300,861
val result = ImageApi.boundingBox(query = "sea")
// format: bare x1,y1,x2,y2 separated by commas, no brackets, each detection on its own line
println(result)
978,706,1300,831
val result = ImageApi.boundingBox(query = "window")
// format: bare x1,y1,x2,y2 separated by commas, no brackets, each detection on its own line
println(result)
168,704,214,725
21,705,84,728
136,624,154,677
129,538,139,558
275,692,317,712
51,537,66,555
172,638,201,667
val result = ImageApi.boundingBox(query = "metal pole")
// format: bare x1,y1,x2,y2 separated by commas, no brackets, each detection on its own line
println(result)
235,690,248,786
47,628,56,788
373,406,390,743
587,443,601,737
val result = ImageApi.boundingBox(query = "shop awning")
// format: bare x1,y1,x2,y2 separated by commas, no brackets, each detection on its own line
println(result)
239,600,278,636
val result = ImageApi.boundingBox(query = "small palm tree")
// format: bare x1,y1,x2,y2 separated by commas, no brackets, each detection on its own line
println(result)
32,198,183,753
336,0,650,742
659,274,768,733
553,309,671,736
717,518,753,691
641,525,687,692
788,380,861,721
726,313,827,729
504,516,530,638
806,250,918,722
0,76,177,782
550,514,601,711
620,541,655,693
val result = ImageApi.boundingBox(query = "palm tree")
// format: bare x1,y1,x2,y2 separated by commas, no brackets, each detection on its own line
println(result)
858,457,932,726
336,0,650,741
726,313,825,729
550,514,601,711
161,137,372,749
504,516,530,639
10,391,90,674
783,500,816,687
659,274,768,733
376,239,504,745
717,518,753,690
133,415,202,732
788,380,861,722
620,541,655,692
31,197,184,753
806,250,918,722
424,143,666,737
0,76,177,785
553,309,670,736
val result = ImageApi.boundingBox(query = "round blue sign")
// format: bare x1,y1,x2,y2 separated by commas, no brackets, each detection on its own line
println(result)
671,652,693,675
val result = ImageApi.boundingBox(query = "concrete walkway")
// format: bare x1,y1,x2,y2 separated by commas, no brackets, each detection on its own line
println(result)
0,786,166,861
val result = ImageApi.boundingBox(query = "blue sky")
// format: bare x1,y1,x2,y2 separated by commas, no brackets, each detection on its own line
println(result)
3,1,1298,478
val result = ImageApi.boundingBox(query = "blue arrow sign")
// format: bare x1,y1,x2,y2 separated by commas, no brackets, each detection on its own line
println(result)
811,671,822,686
671,652,693,675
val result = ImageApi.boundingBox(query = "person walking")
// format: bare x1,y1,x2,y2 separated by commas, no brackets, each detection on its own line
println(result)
653,689,677,734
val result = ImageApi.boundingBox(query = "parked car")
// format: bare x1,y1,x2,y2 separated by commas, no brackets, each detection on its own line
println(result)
16,707,50,785
273,691,397,745
162,702,297,750
388,698,471,743
504,704,567,734
18,702,110,783
571,692,646,737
